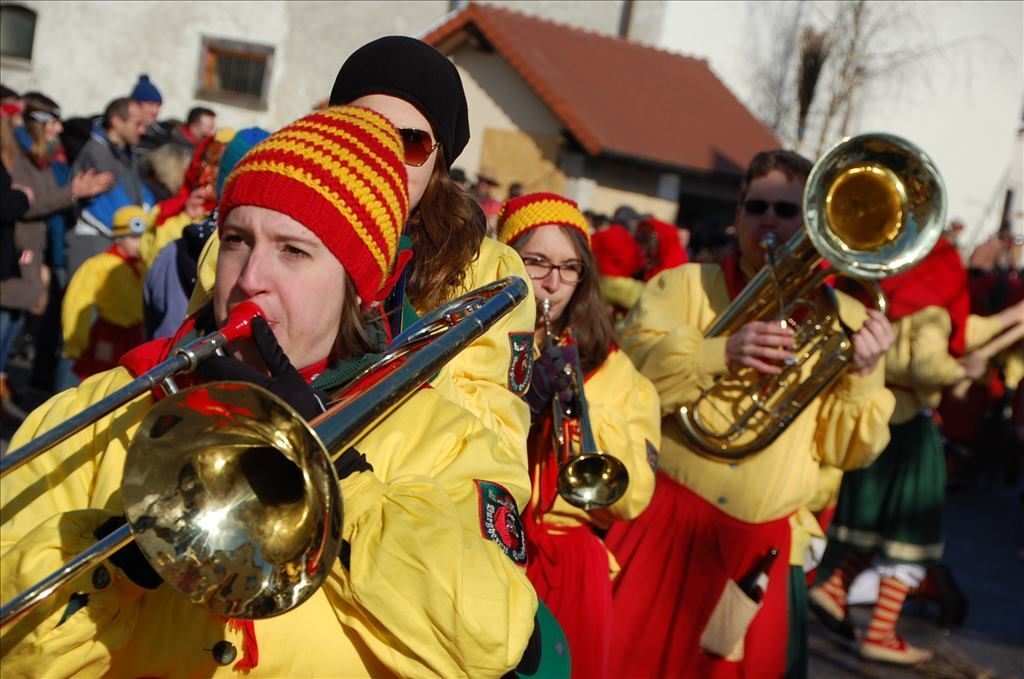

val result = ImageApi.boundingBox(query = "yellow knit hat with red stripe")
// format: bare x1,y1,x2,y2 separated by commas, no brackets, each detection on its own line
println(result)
496,192,590,247
218,105,409,305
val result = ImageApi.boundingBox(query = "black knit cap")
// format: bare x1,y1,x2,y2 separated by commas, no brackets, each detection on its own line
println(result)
329,36,469,169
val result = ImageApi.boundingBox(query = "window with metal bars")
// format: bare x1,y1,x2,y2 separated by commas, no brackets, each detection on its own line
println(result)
196,36,274,110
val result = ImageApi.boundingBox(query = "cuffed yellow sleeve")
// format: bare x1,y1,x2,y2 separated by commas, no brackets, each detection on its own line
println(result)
429,238,534,472
328,388,537,678
584,349,659,526
620,264,731,415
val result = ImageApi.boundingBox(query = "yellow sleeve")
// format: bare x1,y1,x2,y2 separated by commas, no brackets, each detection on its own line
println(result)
619,264,730,416
139,209,190,269
326,388,537,677
965,312,1006,351
600,275,644,310
428,238,535,471
584,349,659,525
0,510,147,678
1,368,145,550
61,257,103,360
0,369,150,675
886,306,964,389
814,292,895,470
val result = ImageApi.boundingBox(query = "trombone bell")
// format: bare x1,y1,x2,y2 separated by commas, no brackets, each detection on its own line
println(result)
825,164,904,250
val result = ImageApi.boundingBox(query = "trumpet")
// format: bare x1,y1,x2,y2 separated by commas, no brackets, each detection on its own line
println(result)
1,277,528,626
540,299,629,511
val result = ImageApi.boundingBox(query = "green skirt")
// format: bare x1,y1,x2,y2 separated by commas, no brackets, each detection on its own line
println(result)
829,413,945,565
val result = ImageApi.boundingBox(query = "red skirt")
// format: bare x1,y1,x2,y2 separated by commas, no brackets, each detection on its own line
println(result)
74,319,144,379
526,521,613,679
604,473,793,679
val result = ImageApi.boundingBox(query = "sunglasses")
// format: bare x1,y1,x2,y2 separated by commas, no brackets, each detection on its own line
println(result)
398,128,439,167
743,199,801,219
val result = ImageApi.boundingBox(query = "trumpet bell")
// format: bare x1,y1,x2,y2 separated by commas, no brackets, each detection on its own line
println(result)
123,382,342,619
557,452,630,511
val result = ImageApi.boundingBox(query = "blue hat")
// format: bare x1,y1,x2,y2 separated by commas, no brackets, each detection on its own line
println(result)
216,127,271,198
130,74,162,104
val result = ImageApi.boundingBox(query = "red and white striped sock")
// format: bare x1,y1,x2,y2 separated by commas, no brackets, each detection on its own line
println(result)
819,550,872,613
865,576,910,645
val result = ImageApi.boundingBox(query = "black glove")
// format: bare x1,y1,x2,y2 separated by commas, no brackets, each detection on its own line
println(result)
94,516,162,590
195,316,325,421
525,343,579,418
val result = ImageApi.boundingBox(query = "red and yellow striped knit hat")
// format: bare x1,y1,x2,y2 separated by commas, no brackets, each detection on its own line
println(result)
496,192,590,247
218,106,409,305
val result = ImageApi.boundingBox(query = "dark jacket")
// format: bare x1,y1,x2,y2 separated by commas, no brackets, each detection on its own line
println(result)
1,163,31,283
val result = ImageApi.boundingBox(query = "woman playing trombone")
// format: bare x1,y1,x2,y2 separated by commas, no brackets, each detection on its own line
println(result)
497,193,659,679
0,106,537,677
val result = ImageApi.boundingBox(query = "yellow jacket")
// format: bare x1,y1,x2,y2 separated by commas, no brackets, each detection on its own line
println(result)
139,206,193,268
620,263,895,524
188,234,535,472
0,370,537,678
61,250,144,360
532,348,659,531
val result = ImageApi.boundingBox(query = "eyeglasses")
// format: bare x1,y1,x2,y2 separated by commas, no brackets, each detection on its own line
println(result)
743,199,801,219
522,256,584,284
398,127,439,167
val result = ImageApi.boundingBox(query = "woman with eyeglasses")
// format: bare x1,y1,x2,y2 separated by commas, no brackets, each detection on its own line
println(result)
497,193,659,679
603,150,896,678
187,36,535,480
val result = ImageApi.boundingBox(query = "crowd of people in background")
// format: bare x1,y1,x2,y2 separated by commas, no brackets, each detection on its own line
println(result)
0,52,1022,678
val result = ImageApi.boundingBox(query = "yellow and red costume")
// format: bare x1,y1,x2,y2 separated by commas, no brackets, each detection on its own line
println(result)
61,206,148,379
605,255,894,678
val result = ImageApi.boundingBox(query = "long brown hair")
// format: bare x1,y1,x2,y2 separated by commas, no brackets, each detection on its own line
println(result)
404,158,484,311
335,276,386,359
516,226,614,374
0,115,15,171
22,92,60,167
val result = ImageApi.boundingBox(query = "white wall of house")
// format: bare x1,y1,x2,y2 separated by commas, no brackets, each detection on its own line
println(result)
656,0,1023,254
1,0,446,130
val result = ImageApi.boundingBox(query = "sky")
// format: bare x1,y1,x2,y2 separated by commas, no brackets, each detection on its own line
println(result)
656,0,1023,253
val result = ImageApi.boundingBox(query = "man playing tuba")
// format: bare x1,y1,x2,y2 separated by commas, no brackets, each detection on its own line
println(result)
604,149,896,678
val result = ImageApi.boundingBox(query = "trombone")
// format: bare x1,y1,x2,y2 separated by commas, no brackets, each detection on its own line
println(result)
540,299,629,511
1,277,528,626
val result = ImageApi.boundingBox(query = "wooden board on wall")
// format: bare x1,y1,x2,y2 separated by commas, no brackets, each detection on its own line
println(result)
479,128,565,195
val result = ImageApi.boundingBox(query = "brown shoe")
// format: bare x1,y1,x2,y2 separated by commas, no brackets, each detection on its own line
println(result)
859,635,933,665
809,585,857,640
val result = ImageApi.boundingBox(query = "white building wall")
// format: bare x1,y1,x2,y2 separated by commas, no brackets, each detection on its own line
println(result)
1,0,447,130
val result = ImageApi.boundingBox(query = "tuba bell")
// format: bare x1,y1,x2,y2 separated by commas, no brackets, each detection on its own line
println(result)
676,133,946,460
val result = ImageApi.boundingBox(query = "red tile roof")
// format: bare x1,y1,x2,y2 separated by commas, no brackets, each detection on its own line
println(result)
424,3,780,175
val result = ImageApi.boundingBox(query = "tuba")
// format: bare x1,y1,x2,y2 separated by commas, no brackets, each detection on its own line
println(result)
1,277,528,626
541,299,629,510
676,133,946,461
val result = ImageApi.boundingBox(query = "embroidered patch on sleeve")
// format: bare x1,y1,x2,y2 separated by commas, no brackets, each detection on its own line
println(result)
475,479,527,566
507,332,535,397
646,439,659,472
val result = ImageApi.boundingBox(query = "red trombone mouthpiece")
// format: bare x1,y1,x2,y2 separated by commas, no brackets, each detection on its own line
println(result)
220,301,265,343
